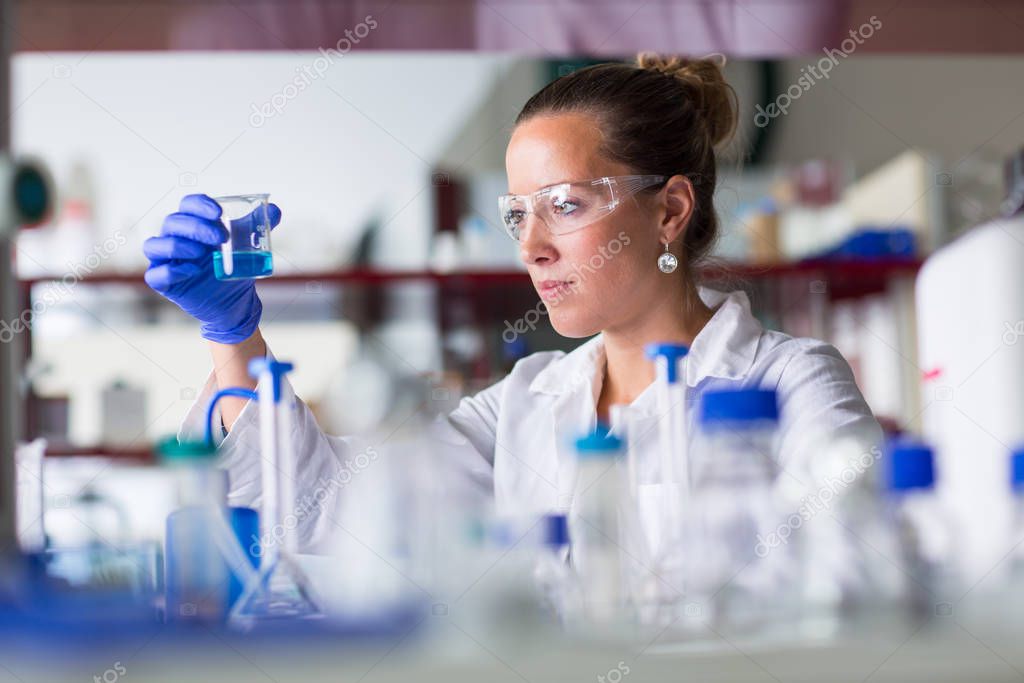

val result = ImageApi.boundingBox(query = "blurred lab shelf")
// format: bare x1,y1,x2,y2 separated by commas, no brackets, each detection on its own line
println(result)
43,445,154,462
18,268,532,288
703,257,923,300
19,259,921,456
18,257,923,295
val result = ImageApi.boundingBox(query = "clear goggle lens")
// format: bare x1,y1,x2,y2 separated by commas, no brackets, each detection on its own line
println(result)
497,174,666,241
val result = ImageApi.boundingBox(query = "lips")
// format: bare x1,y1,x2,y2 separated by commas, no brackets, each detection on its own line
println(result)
537,279,576,302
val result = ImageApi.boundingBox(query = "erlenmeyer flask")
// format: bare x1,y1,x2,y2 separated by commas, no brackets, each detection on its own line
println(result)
229,358,323,625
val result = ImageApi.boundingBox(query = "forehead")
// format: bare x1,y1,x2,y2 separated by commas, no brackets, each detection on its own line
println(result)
505,112,629,194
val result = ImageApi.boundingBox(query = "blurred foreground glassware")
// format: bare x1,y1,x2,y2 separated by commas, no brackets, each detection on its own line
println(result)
15,438,46,552
533,513,580,624
639,344,690,624
570,430,630,627
159,437,259,624
227,359,322,624
883,439,960,620
685,389,796,634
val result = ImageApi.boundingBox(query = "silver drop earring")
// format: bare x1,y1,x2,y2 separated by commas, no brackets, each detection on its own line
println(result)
658,242,678,273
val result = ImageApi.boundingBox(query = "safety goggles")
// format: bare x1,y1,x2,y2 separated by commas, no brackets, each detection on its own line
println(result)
497,174,668,241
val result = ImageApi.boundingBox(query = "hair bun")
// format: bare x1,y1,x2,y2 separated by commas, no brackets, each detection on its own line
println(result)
635,52,737,148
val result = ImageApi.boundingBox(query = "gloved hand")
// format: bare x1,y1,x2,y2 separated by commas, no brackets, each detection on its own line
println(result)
144,194,282,344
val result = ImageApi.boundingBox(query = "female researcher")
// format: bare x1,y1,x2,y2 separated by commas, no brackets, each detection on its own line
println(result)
144,54,883,550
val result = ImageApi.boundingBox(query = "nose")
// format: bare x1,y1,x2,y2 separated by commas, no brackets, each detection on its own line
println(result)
518,213,558,266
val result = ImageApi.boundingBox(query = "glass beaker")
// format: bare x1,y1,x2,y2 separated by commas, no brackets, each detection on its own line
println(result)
211,193,274,280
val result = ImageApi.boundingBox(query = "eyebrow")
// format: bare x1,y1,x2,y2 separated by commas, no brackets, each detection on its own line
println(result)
508,176,593,196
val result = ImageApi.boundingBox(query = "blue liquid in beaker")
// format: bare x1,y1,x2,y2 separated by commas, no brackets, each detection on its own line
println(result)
213,251,274,281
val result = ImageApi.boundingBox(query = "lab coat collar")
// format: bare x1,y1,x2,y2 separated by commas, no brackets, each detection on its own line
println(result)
527,286,762,396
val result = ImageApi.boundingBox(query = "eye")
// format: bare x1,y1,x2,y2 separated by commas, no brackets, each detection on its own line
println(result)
504,208,526,226
551,197,580,216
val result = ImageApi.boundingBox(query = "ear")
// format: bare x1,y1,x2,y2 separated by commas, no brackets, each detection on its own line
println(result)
657,174,695,246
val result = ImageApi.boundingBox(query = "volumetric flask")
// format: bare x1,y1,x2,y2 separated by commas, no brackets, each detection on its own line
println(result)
212,193,274,280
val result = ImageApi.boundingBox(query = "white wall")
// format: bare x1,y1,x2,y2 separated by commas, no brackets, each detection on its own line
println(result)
13,51,521,272
12,51,533,446
764,56,1024,185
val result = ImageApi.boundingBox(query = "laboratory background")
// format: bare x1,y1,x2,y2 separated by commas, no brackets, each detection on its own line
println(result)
1,0,1024,681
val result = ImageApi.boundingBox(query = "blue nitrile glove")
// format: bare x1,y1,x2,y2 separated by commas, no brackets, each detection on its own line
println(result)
143,194,282,344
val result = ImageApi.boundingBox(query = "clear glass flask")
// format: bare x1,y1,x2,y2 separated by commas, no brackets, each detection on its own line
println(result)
211,193,274,280
686,388,795,634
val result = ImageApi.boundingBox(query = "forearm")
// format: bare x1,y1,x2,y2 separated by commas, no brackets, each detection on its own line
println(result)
208,327,266,431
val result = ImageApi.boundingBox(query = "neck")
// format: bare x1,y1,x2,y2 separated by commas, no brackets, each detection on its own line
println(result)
599,280,714,409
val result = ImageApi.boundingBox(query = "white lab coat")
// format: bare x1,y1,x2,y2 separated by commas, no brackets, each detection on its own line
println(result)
177,286,883,552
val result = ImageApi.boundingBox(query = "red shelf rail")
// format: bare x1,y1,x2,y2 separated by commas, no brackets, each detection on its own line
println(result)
21,258,922,460
18,258,923,290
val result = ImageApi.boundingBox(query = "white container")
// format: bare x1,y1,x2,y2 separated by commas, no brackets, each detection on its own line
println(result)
916,209,1024,584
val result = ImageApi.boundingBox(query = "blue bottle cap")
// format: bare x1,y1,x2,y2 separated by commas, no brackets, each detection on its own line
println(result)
543,514,569,547
644,343,689,384
574,428,623,458
247,358,294,401
1011,449,1024,491
700,388,779,426
886,439,935,491
503,336,529,361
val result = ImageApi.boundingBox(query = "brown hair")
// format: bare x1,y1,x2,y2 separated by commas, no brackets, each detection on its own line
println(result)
514,52,738,269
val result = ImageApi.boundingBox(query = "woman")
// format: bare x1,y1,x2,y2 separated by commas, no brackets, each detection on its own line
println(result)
144,53,882,549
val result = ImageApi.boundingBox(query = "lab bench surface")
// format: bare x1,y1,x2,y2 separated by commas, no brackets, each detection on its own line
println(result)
0,610,1018,683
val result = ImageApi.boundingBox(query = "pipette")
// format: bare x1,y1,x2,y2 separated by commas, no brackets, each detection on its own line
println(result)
227,358,322,624
643,343,690,617
644,343,690,493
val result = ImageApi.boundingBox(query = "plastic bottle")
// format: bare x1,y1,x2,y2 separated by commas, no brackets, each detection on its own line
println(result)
1011,449,1024,575
686,388,795,633
533,513,579,624
999,448,1024,629
883,439,958,619
795,436,893,639
161,438,258,623
570,430,628,626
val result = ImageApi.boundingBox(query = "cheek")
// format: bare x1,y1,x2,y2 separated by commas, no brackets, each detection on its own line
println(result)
568,228,643,288
545,229,653,337
554,230,645,317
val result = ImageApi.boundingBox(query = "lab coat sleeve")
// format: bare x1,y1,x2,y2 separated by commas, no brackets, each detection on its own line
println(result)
176,344,370,552
177,345,505,551
426,374,506,514
771,340,887,600
773,339,885,478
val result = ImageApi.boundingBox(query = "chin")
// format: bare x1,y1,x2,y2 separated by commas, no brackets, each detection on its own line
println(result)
548,308,602,339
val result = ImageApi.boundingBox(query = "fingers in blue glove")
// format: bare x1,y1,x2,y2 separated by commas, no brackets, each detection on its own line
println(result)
179,193,223,220
143,235,210,263
161,211,229,246
143,261,203,292
179,194,281,229
229,203,283,233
